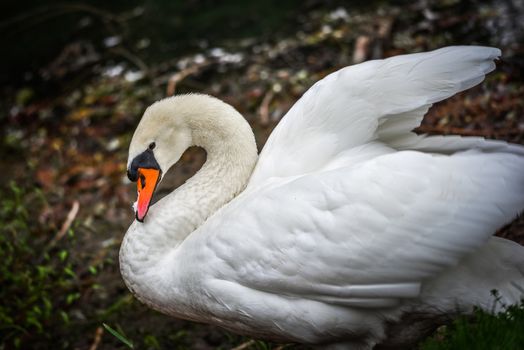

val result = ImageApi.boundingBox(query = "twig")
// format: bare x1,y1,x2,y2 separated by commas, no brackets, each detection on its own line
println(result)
166,62,210,96
89,326,104,350
50,200,80,246
377,16,394,39
109,47,150,77
1,3,123,36
231,339,255,350
416,125,523,137
259,90,274,126
353,35,371,63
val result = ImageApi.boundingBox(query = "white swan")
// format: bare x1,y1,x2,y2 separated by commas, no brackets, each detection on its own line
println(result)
120,46,524,349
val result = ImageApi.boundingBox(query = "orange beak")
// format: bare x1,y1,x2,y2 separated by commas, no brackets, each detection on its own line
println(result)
135,168,161,222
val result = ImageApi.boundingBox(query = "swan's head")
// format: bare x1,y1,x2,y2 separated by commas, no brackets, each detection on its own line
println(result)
127,94,252,221
127,96,197,222
126,93,248,222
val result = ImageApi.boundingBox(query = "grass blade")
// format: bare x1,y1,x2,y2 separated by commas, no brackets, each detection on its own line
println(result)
102,323,134,349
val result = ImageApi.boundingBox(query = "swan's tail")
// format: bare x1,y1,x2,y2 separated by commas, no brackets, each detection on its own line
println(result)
380,237,523,349
420,236,524,313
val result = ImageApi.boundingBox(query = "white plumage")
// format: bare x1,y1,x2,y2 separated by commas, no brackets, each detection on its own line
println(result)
120,46,524,349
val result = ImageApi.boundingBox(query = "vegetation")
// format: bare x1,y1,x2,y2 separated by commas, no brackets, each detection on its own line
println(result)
0,183,80,348
420,296,524,350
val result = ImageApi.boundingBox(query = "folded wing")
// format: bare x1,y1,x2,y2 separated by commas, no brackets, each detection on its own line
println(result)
203,46,524,308
208,150,524,307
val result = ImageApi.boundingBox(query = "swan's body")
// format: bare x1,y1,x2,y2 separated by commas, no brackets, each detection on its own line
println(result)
120,46,524,349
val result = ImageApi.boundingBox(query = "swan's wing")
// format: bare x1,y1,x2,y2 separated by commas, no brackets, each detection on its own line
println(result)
203,149,524,307
248,46,501,187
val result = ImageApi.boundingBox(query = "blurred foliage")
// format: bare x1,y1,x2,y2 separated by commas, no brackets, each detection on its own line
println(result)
0,183,79,348
0,0,349,87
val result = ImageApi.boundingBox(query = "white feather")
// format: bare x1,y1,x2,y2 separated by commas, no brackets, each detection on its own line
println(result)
249,46,501,184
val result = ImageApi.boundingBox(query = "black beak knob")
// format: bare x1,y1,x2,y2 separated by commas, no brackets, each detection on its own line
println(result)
127,168,138,182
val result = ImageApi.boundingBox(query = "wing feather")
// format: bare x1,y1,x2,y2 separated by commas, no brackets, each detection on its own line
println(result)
248,46,501,186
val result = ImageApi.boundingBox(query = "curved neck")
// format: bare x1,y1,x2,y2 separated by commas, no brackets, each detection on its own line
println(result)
155,129,258,243
120,102,257,311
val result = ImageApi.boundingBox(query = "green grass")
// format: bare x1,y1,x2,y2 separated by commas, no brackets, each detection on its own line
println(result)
0,182,80,348
102,323,134,348
420,294,524,350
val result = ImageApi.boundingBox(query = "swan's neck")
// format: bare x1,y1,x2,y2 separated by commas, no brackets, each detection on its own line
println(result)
120,103,257,312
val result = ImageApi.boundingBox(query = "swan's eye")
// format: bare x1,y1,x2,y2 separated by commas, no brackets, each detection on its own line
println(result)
148,142,156,150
